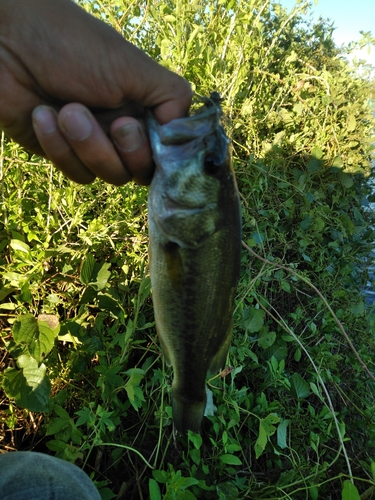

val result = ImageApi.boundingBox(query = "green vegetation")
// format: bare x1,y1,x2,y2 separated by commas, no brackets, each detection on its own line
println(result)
1,0,375,498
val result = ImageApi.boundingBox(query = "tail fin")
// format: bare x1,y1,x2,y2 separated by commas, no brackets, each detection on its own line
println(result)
172,389,207,434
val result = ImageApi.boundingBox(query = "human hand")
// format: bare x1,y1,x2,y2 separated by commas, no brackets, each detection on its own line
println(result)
0,0,192,185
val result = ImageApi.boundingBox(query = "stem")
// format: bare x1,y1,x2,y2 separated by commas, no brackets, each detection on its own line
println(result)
101,442,155,469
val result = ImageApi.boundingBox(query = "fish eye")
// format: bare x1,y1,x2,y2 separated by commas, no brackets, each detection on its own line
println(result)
204,156,221,176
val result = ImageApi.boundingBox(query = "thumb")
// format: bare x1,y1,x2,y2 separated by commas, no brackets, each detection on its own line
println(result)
110,38,193,124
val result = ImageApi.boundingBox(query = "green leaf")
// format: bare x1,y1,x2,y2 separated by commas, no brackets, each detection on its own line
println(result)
346,114,357,132
339,172,354,188
309,486,319,500
46,439,68,453
149,479,161,500
45,417,69,436
310,382,323,400
217,482,239,500
349,300,365,316
254,421,267,459
332,155,344,167
294,348,302,362
95,262,111,290
138,276,152,307
280,280,291,292
255,414,280,458
97,293,123,316
12,314,59,363
341,480,360,500
13,315,38,345
75,406,92,427
291,373,310,399
175,477,199,489
80,254,95,285
257,330,276,349
164,14,176,22
311,146,323,159
152,470,169,484
0,287,16,301
10,239,30,253
226,444,242,453
251,231,265,245
188,430,202,449
339,214,355,236
371,461,375,482
46,406,72,436
97,487,116,500
219,454,242,466
189,448,201,465
0,302,18,310
263,413,280,433
178,491,197,500
307,158,322,172
125,370,145,411
243,308,264,333
2,356,51,412
3,271,27,287
35,314,60,361
277,419,290,449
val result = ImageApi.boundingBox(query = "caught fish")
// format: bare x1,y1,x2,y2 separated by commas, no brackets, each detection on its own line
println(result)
147,93,241,434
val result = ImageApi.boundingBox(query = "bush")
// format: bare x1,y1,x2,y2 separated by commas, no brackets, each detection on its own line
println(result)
1,1,375,498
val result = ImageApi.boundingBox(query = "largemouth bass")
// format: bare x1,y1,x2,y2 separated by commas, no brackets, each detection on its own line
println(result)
147,93,241,434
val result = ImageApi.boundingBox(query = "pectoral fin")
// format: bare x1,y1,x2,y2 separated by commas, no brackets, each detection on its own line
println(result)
164,242,184,292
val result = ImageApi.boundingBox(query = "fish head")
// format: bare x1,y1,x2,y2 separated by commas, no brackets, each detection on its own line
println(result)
148,96,234,249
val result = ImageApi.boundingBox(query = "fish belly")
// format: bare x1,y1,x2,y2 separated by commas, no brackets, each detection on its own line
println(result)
150,226,239,433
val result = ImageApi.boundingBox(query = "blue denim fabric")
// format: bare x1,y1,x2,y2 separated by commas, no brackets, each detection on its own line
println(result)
0,451,101,500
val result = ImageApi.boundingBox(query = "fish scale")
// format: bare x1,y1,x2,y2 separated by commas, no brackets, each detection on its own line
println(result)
147,94,241,433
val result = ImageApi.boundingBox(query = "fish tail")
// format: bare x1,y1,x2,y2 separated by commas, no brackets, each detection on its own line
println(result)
172,389,207,434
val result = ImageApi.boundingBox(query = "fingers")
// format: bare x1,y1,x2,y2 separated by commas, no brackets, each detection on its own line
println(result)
110,116,154,185
32,104,154,185
110,39,193,125
32,105,95,184
152,75,193,125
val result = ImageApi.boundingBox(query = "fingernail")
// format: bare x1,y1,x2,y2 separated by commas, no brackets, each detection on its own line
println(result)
32,106,57,135
113,123,144,152
60,110,93,141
